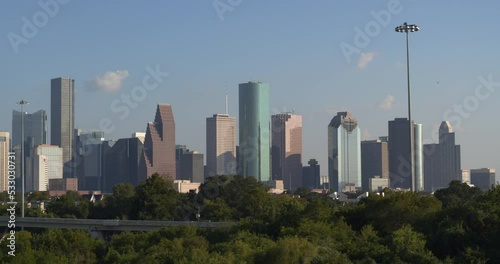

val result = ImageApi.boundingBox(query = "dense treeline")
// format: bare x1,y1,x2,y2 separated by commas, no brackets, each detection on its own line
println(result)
1,175,499,263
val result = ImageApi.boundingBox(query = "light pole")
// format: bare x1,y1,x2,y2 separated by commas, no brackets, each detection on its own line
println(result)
395,22,419,191
17,100,29,219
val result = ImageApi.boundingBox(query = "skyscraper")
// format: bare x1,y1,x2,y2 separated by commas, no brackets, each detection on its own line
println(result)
388,118,423,190
75,130,105,191
271,113,303,191
0,132,10,192
51,77,75,177
423,121,461,191
140,104,176,181
328,112,361,192
103,138,143,193
206,114,237,177
361,139,389,192
238,81,270,182
12,109,47,147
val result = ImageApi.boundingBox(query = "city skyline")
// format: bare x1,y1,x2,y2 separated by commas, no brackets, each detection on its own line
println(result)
1,2,499,177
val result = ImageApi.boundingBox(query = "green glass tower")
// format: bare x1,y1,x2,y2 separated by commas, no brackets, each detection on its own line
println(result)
238,81,270,183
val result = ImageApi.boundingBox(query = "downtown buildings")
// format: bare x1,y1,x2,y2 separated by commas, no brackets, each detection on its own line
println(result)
328,112,361,192
271,113,303,191
238,81,270,182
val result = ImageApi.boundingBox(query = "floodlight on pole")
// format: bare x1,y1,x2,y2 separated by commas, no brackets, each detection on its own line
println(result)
395,22,419,191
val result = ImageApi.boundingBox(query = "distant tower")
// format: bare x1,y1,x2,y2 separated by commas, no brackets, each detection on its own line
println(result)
238,81,270,182
423,121,461,191
51,77,75,177
361,139,389,192
271,113,303,191
140,104,176,181
388,118,421,190
328,112,361,192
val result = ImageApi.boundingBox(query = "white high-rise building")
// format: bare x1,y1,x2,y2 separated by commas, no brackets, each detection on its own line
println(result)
30,145,63,191
0,132,10,192
206,114,237,177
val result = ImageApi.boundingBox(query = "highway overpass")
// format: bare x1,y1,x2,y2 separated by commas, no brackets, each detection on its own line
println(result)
0,217,235,232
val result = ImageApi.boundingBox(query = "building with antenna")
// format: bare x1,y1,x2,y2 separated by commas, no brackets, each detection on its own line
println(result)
206,89,237,177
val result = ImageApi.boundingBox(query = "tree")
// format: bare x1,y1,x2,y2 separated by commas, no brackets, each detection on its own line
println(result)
106,183,137,220
390,225,440,263
133,173,180,220
434,180,482,208
46,191,89,218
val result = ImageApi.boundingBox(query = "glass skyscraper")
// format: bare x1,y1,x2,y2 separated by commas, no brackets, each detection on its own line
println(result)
328,112,361,192
51,77,75,177
12,109,47,148
238,81,270,183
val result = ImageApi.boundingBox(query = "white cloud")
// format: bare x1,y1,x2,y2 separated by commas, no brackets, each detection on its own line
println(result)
85,70,129,92
378,95,396,110
357,52,375,69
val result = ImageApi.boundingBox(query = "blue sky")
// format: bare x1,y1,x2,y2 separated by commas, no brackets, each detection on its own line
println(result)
1,1,499,177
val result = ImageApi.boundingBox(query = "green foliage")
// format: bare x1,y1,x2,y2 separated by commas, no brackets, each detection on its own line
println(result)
46,191,89,218
434,180,482,208
8,176,500,263
133,173,180,220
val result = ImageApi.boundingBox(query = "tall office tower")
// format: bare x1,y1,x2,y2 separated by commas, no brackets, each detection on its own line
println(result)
238,81,270,182
303,159,320,189
388,118,423,190
75,130,105,191
423,121,461,191
206,114,237,177
0,132,10,192
103,138,143,193
140,104,176,181
271,113,303,191
361,139,389,192
414,123,424,191
29,145,63,191
470,168,496,191
51,77,75,177
328,112,361,192
179,151,205,183
12,109,47,147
